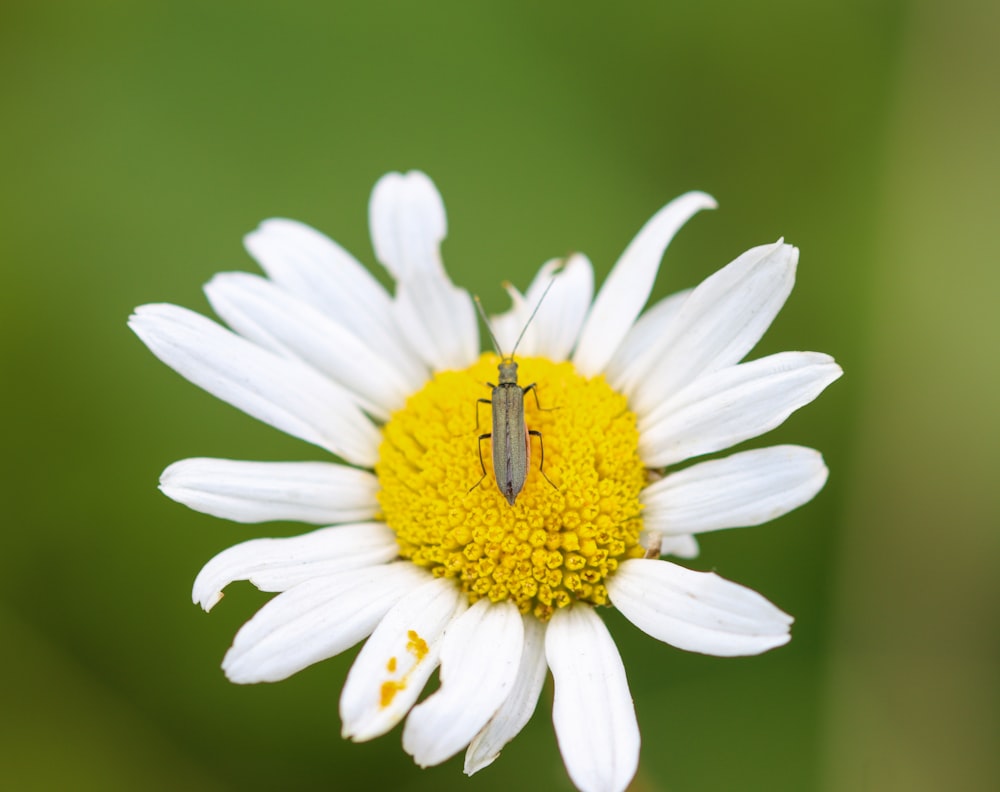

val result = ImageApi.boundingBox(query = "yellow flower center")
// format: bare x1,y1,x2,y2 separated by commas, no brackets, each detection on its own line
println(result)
376,354,646,621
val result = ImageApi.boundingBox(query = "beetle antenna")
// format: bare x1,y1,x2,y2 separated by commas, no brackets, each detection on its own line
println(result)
510,270,560,357
473,295,504,357
475,264,562,362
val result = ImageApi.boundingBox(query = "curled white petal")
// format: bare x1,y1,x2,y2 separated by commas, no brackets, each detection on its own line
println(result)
222,563,429,684
129,304,380,467
244,218,428,390
573,191,716,376
627,240,798,413
465,615,548,774
492,254,595,361
639,352,843,466
205,272,413,418
484,279,529,357
192,523,399,611
341,578,466,742
546,605,640,792
642,445,829,536
160,458,378,525
607,558,792,656
403,599,524,767
369,171,478,371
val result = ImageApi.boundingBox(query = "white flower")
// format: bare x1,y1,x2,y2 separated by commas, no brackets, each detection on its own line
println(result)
130,171,841,792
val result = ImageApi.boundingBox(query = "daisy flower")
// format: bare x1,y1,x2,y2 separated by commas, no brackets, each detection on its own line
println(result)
130,171,840,792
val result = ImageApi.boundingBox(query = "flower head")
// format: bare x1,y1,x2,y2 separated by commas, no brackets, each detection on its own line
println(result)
130,171,840,792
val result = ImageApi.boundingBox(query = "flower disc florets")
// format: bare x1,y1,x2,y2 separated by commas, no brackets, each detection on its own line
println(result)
377,354,646,621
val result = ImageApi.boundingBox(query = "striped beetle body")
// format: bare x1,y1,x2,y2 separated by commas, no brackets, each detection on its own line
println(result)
483,359,538,505
471,278,558,505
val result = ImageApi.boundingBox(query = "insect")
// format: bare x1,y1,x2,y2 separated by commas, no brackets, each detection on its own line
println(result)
471,279,558,505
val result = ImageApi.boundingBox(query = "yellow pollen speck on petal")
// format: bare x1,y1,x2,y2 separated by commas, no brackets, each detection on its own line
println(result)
380,680,405,708
377,355,645,622
406,630,429,661
386,656,397,673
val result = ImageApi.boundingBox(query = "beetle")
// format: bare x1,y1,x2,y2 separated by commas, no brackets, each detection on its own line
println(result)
471,279,558,505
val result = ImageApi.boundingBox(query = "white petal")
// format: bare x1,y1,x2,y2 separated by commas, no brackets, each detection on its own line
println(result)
160,457,378,525
464,615,548,774
340,578,466,742
370,170,446,280
403,599,524,767
642,445,829,536
192,523,399,611
608,558,792,656
572,191,716,376
546,605,639,792
488,254,593,360
222,563,429,683
244,219,428,390
605,288,693,392
639,352,843,467
369,171,478,370
627,241,798,415
129,304,381,467
393,281,478,372
205,272,413,418
531,254,594,361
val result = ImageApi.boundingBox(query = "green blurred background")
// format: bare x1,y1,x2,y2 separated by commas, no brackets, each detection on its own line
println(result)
2,1,997,790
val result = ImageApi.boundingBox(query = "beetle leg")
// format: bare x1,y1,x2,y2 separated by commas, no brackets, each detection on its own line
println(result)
523,383,556,412
469,433,492,493
528,430,558,491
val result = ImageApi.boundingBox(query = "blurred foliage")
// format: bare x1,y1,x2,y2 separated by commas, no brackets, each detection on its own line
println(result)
1,1,996,790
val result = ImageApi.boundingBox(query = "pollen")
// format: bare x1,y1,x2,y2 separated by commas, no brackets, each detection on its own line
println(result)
376,354,646,621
